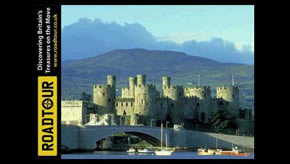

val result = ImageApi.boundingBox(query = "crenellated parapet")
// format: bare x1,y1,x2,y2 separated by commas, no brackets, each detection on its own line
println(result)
163,85,184,101
184,86,211,100
216,86,240,114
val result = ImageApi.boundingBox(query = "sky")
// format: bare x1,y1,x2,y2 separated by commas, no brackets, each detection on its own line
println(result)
61,5,254,52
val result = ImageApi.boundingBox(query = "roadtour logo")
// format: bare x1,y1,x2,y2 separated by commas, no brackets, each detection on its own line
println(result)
38,76,57,156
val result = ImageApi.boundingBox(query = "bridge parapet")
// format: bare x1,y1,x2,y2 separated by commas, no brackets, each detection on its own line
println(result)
61,125,254,151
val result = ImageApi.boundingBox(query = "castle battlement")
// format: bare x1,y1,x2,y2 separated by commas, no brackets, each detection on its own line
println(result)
61,100,84,107
163,85,183,90
216,86,239,90
185,86,211,90
184,96,201,100
122,88,130,91
93,84,113,89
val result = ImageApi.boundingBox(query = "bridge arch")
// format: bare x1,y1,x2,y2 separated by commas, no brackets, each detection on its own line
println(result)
79,126,168,150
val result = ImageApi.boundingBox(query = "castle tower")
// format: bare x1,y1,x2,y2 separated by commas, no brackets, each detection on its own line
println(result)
184,86,211,100
93,75,116,115
216,86,239,115
134,78,159,126
137,74,146,86
162,83,184,125
184,86,212,123
107,75,116,97
129,77,136,98
162,76,171,90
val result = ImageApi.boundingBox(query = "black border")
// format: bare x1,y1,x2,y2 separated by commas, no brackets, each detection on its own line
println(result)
33,0,256,163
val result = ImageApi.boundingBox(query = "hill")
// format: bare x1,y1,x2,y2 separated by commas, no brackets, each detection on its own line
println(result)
62,49,254,109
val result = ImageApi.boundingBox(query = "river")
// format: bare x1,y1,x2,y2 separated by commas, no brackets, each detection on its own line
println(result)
62,151,254,159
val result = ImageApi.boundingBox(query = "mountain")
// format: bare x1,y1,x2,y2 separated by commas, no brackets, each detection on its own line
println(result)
62,18,254,64
62,49,254,109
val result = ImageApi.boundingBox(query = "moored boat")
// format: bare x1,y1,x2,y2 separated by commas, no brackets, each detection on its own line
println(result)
155,123,174,156
137,148,154,153
155,149,173,156
126,147,136,153
231,152,251,156
197,148,215,155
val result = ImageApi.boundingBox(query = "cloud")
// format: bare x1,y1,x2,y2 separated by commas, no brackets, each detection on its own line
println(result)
62,18,254,64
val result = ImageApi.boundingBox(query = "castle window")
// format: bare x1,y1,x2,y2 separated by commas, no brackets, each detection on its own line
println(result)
179,92,182,96
121,103,123,107
171,103,174,107
204,94,206,98
108,98,111,102
103,92,105,96
116,103,118,106
131,102,133,106
123,110,126,116
126,102,128,106
232,94,235,98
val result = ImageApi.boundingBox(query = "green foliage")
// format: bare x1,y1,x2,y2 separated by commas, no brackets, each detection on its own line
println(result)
210,108,237,133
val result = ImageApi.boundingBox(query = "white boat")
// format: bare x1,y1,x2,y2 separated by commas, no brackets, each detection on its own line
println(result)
155,123,174,156
155,149,173,156
137,148,154,153
126,147,136,153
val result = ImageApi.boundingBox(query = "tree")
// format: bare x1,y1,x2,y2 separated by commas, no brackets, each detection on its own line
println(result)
211,108,237,133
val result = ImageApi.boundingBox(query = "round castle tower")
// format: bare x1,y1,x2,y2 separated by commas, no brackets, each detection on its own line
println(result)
107,75,116,97
134,74,159,125
162,76,184,124
162,77,184,101
129,77,136,97
137,74,146,86
162,76,171,90
93,75,116,115
184,86,211,100
216,86,239,109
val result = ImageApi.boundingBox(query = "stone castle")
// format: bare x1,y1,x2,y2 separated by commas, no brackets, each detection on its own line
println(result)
62,74,253,135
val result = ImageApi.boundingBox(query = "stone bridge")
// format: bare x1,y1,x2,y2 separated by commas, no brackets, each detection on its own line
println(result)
61,125,254,150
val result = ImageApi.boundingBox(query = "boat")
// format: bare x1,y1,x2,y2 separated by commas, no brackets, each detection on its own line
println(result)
230,147,251,156
231,152,251,156
155,149,173,156
126,147,136,153
197,148,215,155
155,123,174,156
216,145,250,156
137,148,154,153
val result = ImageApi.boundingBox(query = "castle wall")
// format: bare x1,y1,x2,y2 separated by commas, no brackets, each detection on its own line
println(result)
156,98,170,121
115,98,134,116
61,100,88,125
162,85,184,125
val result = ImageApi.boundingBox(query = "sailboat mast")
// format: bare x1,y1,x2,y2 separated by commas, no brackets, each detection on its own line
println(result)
166,133,167,149
161,123,163,150
216,138,218,149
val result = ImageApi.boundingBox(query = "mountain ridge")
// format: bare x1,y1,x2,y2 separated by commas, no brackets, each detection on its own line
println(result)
62,48,254,109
